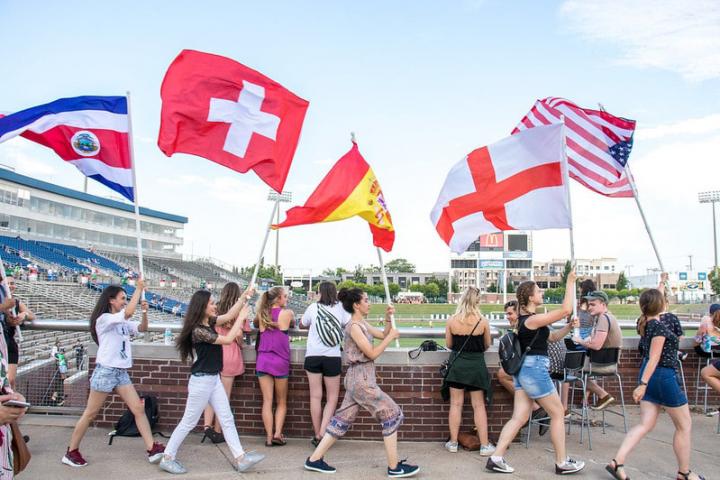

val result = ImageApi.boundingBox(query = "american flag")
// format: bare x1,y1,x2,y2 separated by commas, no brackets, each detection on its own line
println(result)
512,97,636,198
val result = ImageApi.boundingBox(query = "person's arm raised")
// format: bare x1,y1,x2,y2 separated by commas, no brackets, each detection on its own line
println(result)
216,286,255,326
525,270,576,330
215,305,250,345
367,305,395,340
123,278,144,319
137,300,150,332
350,322,399,361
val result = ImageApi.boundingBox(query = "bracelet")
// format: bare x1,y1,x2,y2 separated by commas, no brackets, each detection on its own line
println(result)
638,380,647,386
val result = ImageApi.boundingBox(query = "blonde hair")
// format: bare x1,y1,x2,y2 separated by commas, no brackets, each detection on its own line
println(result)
256,286,285,330
455,287,483,324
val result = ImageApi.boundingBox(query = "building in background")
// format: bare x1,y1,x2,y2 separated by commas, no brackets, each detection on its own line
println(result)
0,167,187,258
629,270,711,303
533,257,620,290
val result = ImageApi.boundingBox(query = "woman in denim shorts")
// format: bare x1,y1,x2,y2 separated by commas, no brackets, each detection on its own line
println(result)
487,271,585,476
607,289,705,480
62,279,165,468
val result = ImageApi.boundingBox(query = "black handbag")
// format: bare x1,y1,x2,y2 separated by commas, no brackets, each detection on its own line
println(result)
439,320,481,378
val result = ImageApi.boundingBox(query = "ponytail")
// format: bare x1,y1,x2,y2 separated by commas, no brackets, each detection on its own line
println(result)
256,286,284,330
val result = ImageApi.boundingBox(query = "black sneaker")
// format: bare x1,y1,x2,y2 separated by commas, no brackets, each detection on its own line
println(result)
555,457,585,475
387,460,419,478
486,457,514,474
304,457,336,474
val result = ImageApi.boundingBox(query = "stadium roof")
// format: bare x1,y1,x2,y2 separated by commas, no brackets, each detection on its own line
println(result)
0,168,188,224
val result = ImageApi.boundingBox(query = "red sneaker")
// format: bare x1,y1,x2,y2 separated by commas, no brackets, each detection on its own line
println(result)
62,448,87,467
147,442,165,464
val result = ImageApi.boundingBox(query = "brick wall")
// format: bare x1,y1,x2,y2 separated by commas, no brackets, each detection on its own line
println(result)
89,343,720,441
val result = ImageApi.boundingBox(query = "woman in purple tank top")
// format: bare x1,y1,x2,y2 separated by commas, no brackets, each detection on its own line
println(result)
254,286,294,447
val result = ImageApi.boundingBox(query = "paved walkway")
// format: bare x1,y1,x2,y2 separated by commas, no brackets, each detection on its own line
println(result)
19,408,718,479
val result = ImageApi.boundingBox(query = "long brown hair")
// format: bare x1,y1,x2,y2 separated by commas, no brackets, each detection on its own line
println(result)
217,282,241,317
516,281,537,314
176,290,212,363
90,285,125,344
256,286,284,330
712,310,720,329
636,288,665,336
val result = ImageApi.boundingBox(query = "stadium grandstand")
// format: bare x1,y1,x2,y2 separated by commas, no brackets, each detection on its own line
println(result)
0,166,309,378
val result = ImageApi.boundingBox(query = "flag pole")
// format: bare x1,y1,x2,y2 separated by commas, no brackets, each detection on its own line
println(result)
126,91,145,300
560,116,579,332
625,165,665,272
376,247,400,348
250,198,280,288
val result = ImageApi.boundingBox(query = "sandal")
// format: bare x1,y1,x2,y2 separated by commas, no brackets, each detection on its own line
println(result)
311,436,321,447
605,459,629,480
271,435,287,446
677,471,705,480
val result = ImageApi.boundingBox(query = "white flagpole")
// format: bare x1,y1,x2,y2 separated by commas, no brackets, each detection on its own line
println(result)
560,116,579,333
625,165,665,272
126,92,145,300
250,198,280,288
376,247,400,348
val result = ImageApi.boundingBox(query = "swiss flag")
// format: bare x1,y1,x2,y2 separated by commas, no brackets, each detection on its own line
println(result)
158,50,309,192
430,124,570,253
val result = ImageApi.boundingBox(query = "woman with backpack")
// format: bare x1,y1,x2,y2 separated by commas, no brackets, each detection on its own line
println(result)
487,271,586,476
304,287,419,478
254,286,295,447
159,288,265,475
201,282,249,444
299,282,350,446
63,279,166,468
606,289,705,480
442,286,495,456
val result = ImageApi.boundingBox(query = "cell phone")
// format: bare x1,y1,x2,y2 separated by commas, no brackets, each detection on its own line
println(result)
2,400,30,409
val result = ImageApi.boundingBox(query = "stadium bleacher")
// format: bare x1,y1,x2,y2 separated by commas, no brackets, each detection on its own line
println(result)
37,240,124,274
0,235,90,273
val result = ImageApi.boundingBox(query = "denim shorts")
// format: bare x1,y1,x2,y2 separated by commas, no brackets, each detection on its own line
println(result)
639,360,687,408
513,355,555,400
90,364,132,393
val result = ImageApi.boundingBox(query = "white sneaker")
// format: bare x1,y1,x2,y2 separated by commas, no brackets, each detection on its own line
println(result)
479,443,496,456
555,457,585,475
444,441,458,453
486,457,514,473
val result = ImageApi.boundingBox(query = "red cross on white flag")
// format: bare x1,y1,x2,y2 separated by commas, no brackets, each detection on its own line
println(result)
430,124,570,253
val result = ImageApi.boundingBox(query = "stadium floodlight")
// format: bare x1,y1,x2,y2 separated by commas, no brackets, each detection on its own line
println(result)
698,190,720,272
268,190,293,270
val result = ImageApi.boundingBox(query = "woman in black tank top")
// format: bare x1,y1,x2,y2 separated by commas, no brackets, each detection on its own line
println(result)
486,271,586,476
443,287,494,455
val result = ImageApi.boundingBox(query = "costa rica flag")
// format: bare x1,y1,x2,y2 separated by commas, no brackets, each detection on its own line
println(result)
0,96,134,201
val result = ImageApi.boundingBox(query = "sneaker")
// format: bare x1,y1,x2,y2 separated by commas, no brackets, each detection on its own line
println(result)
444,440,458,453
62,448,87,467
304,457,337,474
147,442,165,464
387,459,420,478
486,457,514,474
235,451,265,472
591,395,615,411
159,458,188,475
479,443,496,456
555,457,585,475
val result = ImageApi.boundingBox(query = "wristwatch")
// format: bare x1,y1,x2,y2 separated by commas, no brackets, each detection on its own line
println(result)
638,380,648,386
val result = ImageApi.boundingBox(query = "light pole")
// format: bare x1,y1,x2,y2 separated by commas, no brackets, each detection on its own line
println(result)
698,191,720,272
268,190,292,273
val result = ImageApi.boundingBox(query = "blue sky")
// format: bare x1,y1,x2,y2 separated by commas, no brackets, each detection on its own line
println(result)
1,0,719,276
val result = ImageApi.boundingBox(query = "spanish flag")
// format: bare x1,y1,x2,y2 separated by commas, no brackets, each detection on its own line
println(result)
273,142,395,251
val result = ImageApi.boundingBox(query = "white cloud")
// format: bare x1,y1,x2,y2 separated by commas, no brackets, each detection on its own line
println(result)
0,139,58,177
636,113,720,141
560,0,720,81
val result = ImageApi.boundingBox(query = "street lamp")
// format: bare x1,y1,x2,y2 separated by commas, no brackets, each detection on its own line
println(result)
268,190,292,271
698,190,720,272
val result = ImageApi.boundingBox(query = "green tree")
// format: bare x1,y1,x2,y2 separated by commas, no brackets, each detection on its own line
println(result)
487,282,497,293
560,260,572,285
384,258,416,273
239,259,281,283
709,267,720,295
616,272,629,291
352,264,366,283
388,283,401,297
507,281,515,294
424,283,440,298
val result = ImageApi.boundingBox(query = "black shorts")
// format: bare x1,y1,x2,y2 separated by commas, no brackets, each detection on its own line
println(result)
5,335,18,365
304,356,342,377
445,381,481,392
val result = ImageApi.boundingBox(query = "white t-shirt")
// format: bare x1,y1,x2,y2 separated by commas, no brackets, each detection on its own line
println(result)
95,310,140,369
301,302,351,357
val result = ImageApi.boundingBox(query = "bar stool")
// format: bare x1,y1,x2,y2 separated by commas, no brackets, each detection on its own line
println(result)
693,346,719,414
582,347,628,434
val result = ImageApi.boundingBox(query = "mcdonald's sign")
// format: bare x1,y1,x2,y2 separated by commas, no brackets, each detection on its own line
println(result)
479,233,504,248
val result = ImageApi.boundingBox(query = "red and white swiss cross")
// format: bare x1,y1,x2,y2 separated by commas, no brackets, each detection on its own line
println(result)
430,124,571,253
158,49,309,192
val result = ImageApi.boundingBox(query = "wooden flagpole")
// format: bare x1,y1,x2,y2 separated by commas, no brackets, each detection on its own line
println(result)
126,91,145,300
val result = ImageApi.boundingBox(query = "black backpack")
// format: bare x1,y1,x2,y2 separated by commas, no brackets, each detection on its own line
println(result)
498,318,540,376
108,395,164,444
